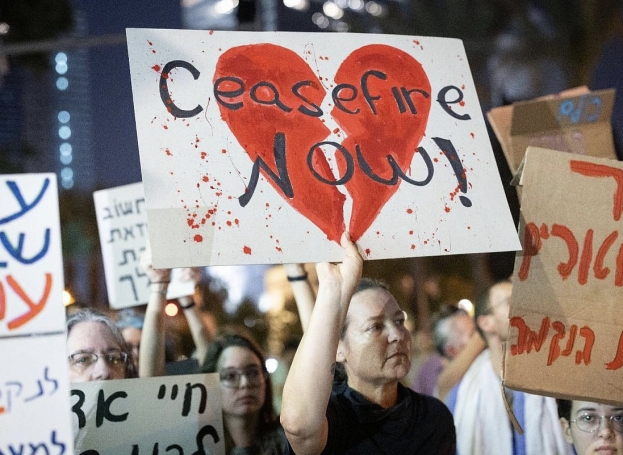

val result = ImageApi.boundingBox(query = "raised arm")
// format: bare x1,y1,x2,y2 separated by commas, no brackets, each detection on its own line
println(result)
284,263,316,332
436,330,486,401
177,267,212,365
138,245,171,378
280,233,363,455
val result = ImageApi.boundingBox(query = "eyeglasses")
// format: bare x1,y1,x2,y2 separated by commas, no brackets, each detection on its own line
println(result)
219,365,265,388
570,412,623,434
68,351,128,371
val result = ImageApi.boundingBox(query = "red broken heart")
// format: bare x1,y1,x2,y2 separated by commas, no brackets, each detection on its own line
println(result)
214,43,431,243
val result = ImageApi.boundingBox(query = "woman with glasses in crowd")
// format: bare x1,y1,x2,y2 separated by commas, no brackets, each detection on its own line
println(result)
66,308,137,382
557,399,623,455
201,333,288,455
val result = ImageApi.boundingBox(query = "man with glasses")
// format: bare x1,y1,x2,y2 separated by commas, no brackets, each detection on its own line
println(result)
557,399,623,455
66,309,136,382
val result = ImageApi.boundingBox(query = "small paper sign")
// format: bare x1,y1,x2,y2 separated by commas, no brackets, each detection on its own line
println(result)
94,182,196,309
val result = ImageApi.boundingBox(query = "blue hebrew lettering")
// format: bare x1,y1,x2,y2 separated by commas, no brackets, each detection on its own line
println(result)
0,230,51,265
0,178,50,225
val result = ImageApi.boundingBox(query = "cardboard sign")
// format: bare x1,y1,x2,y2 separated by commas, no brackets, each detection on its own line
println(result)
503,147,623,405
94,182,196,309
487,87,617,176
127,29,520,267
71,373,225,455
0,174,74,453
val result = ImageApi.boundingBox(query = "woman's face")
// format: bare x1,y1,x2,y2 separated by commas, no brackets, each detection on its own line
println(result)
66,321,127,382
561,400,623,455
217,346,266,419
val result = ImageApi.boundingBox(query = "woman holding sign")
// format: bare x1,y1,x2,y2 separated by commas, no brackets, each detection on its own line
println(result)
280,233,455,455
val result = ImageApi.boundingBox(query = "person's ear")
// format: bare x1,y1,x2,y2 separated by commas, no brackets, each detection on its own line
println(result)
477,314,492,334
559,417,574,445
336,340,346,363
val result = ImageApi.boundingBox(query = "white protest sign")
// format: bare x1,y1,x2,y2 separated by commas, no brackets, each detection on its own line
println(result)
0,334,73,453
127,29,520,267
71,373,225,455
0,173,74,453
94,182,197,309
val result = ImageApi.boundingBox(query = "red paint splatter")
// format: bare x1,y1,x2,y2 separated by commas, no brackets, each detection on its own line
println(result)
209,30,214,35
406,208,413,214
165,148,172,156
470,132,475,138
444,206,451,213
152,64,161,73
194,234,203,242
226,221,232,226
202,176,209,182
410,244,416,250
365,248,371,256
243,246,252,255
467,226,471,229
409,230,413,235
459,100,465,106
235,219,239,225
201,151,207,159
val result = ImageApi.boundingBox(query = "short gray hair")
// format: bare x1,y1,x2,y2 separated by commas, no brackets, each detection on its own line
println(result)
66,308,138,379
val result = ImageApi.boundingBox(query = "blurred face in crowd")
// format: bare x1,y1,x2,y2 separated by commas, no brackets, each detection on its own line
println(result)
484,281,512,342
338,287,411,389
67,321,127,382
560,400,623,455
445,313,476,359
217,346,267,419
121,327,141,370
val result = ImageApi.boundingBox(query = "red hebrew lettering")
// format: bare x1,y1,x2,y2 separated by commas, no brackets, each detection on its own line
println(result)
561,325,578,356
0,280,5,320
519,222,541,281
510,316,528,355
616,243,623,287
578,229,594,285
551,224,578,280
605,330,623,370
547,321,566,366
525,317,550,353
509,316,550,355
6,273,53,330
575,326,595,365
594,231,619,280
570,160,623,221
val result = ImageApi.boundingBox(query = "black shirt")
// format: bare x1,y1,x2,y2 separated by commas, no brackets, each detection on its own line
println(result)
320,382,456,455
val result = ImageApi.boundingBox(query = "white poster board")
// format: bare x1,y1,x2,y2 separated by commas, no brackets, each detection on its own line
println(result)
94,182,196,309
0,173,74,453
127,29,520,267
71,374,225,455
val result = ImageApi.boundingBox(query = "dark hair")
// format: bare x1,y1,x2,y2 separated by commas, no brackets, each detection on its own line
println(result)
66,308,138,379
201,333,277,428
556,398,572,421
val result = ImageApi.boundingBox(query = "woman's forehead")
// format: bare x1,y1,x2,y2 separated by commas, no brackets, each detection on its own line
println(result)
218,345,261,368
349,288,401,319
572,400,623,414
